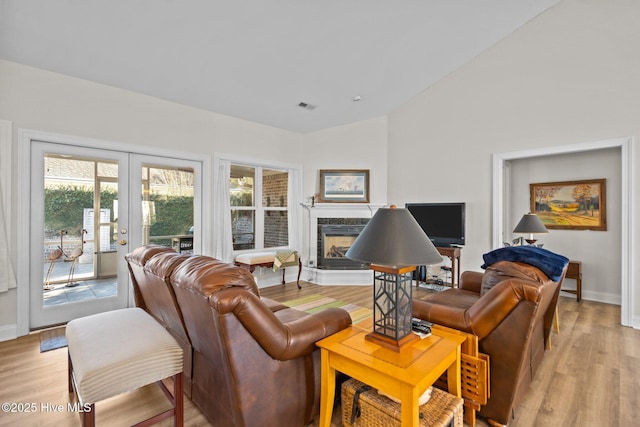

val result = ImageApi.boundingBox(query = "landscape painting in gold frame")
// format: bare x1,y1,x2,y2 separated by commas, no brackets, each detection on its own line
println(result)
530,179,606,230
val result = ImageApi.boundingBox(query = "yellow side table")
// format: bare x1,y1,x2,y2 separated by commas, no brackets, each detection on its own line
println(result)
317,321,465,427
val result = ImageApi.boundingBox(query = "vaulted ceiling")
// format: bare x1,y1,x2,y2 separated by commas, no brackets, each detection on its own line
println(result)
0,0,559,132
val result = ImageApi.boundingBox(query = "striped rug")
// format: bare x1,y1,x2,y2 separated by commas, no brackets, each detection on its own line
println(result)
283,294,372,324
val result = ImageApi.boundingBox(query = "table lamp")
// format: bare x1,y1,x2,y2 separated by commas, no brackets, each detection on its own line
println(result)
513,212,548,245
346,205,443,351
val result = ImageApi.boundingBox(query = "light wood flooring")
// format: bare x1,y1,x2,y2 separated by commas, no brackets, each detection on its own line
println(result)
0,282,638,426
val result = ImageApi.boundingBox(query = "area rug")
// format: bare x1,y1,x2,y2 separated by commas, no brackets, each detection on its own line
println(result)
283,294,372,324
39,326,67,353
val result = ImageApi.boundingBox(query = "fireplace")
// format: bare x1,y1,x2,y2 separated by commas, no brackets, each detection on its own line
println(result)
302,202,384,284
317,221,369,270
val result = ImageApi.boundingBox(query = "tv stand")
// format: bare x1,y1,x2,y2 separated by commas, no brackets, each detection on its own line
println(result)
415,246,461,288
437,246,461,287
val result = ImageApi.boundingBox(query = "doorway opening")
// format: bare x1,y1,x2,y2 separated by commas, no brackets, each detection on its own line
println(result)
492,138,634,327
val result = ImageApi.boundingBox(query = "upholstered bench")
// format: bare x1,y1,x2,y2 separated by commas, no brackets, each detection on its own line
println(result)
66,308,184,427
234,250,302,289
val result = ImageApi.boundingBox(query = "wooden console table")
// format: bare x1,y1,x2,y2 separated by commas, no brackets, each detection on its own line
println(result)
317,322,465,427
414,247,461,288
437,246,461,288
562,260,582,302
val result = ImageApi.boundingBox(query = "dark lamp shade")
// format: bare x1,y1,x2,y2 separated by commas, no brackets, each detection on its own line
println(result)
345,207,443,268
513,213,549,234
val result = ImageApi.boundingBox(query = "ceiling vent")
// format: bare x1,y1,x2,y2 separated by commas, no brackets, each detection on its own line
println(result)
297,102,316,111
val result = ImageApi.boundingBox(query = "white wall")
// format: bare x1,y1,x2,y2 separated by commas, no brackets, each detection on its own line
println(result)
386,0,639,323
0,60,308,336
298,117,389,262
0,60,304,159
302,117,388,204
509,148,621,304
0,60,388,335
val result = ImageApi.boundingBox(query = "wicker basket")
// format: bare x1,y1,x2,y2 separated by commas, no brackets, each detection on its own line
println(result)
341,378,463,427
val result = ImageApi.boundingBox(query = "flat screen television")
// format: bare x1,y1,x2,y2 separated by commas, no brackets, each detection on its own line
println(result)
405,202,466,247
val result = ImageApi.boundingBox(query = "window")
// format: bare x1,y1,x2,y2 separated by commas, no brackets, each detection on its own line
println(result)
230,164,288,251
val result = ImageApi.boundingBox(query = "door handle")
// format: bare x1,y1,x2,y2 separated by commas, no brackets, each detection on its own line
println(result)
119,240,127,246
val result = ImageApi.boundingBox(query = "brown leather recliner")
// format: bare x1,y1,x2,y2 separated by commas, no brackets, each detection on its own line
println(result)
167,254,352,427
413,257,567,427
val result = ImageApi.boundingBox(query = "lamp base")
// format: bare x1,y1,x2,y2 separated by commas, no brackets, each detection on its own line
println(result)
364,330,420,352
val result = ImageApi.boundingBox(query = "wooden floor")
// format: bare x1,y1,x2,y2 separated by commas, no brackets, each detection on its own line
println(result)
0,282,638,426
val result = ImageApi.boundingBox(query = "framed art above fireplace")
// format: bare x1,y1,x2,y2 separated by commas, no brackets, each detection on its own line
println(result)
319,169,369,203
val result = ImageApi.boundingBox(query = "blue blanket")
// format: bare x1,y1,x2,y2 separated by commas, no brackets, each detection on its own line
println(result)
481,246,569,282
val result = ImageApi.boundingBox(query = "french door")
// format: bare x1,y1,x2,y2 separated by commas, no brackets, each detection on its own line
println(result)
28,141,201,329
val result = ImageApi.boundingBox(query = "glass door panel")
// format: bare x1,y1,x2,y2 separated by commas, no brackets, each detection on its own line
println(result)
96,179,118,279
142,164,195,252
31,143,129,328
128,154,202,259
43,156,97,292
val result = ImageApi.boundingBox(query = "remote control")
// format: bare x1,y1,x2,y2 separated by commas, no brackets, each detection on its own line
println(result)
411,318,433,334
412,318,433,328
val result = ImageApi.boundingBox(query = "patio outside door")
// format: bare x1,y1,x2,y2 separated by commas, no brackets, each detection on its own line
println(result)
29,141,199,329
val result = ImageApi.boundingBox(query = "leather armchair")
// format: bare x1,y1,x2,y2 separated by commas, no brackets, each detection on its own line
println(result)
413,259,567,426
169,255,352,427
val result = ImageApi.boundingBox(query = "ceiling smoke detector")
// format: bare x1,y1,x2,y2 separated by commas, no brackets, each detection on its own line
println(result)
298,102,316,111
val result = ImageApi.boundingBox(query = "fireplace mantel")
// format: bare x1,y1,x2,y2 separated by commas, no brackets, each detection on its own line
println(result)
302,203,386,219
302,202,386,285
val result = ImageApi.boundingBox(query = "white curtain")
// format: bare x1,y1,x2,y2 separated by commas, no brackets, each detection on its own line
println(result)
213,159,234,263
0,179,16,293
287,167,303,253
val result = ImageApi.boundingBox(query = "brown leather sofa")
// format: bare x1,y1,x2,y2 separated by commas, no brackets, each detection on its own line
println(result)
126,245,352,427
125,246,193,396
412,254,568,427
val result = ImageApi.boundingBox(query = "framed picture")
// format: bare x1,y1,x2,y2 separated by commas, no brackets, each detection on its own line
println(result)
319,169,370,203
530,179,606,230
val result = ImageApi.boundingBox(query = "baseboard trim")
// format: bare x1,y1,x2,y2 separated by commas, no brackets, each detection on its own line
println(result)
0,324,17,342
577,290,621,306
304,267,373,286
632,315,640,330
